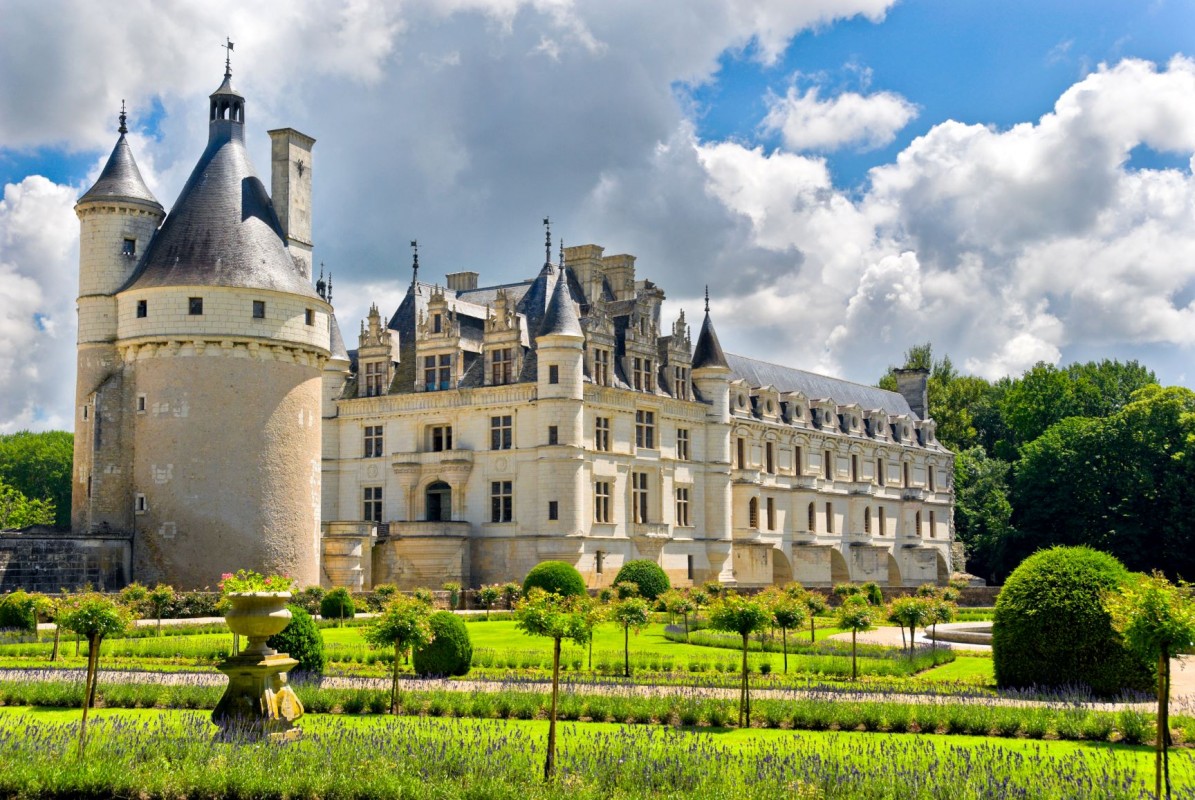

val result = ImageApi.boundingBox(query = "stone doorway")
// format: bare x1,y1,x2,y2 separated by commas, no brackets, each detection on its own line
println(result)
425,481,452,521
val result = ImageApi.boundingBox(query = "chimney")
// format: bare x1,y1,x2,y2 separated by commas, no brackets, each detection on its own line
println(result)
446,271,479,292
893,368,929,420
268,128,316,280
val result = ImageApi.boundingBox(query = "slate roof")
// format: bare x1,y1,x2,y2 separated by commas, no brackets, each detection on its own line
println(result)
328,313,350,361
537,267,583,337
78,134,162,211
724,353,914,417
692,312,729,370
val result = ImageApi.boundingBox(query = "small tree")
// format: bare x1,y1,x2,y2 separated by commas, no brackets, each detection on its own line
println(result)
928,595,956,652
612,596,650,677
118,582,148,615
833,583,862,600
766,592,808,674
514,588,592,780
1106,572,1195,800
32,594,62,661
836,595,874,680
59,594,129,755
146,584,175,636
369,584,396,612
320,587,356,627
887,596,932,658
861,581,884,606
660,590,695,642
576,595,607,671
708,593,771,726
501,582,523,610
295,585,327,615
442,581,462,610
803,592,828,643
364,596,434,714
477,585,502,620
702,581,723,599
412,587,434,606
689,588,710,625
614,580,640,600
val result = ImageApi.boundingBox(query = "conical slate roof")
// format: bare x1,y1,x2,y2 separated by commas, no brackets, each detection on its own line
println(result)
78,134,162,211
328,313,350,362
692,311,729,370
537,267,582,338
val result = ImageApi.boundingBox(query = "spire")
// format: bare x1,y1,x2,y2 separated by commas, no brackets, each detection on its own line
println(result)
538,264,582,339
692,286,729,371
118,100,127,135
327,271,333,304
77,103,162,211
410,240,419,288
222,37,234,79
316,263,327,300
543,217,553,272
209,40,245,141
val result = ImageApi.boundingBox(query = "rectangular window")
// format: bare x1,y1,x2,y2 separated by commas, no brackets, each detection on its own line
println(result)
134,493,146,514
687,554,694,581
929,510,936,538
490,480,512,523
548,501,559,521
305,308,314,326
904,462,911,487
491,348,512,385
189,297,203,315
363,486,383,523
851,454,859,482
765,442,775,474
635,410,655,449
795,446,804,475
594,417,611,452
252,300,265,319
825,502,834,534
633,357,654,391
876,460,886,487
490,415,512,450
364,361,387,397
928,467,936,492
766,497,776,531
878,507,887,536
547,425,559,446
432,313,442,334
824,450,833,479
364,425,383,458
736,437,746,469
632,472,649,523
136,299,147,318
676,428,690,461
429,425,453,452
594,348,611,386
438,354,452,390
673,366,690,400
548,364,559,384
136,394,146,413
594,481,611,523
675,486,690,527
122,238,136,257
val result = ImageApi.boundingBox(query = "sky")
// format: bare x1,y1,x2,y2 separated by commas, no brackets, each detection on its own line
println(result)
2,0,1195,433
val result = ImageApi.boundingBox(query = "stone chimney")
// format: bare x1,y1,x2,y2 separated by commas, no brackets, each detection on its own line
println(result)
446,271,478,292
268,128,316,280
894,368,929,420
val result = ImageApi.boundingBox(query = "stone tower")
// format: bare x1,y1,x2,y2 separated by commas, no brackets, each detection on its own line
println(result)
690,293,735,584
72,63,329,589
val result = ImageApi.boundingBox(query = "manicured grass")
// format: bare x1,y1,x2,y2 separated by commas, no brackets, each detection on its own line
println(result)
918,654,995,685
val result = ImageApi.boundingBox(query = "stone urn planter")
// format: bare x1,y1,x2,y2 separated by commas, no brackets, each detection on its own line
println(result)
213,591,304,740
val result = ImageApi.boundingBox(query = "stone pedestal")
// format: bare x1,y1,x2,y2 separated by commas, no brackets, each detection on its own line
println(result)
212,652,304,740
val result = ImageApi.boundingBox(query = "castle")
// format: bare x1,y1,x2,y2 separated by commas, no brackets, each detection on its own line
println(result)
68,64,955,592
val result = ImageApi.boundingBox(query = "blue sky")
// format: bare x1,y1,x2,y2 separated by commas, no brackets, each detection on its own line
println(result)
1,0,1194,431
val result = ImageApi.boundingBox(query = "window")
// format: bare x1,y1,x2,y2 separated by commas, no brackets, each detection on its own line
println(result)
136,394,146,413
136,299,147,318
876,460,886,487
432,313,442,334
823,451,833,479
364,361,387,397
929,510,936,538
795,446,803,475
766,497,775,530
134,493,146,514
490,481,512,523
491,348,512,385
633,357,654,391
864,506,871,535
122,238,136,257
676,486,690,527
673,366,690,400
596,551,604,574
736,437,746,469
548,501,559,521
851,454,859,482
189,297,203,315
807,502,816,532
594,417,611,452
676,428,690,461
878,507,887,536
548,364,559,384
82,405,88,421
490,415,512,450
928,467,936,492
748,497,759,529
424,354,452,391
429,425,453,452
915,510,923,537
305,309,314,326
765,442,775,474
635,410,655,449
904,462,911,488
363,486,383,523
593,348,611,386
595,481,611,523
252,300,265,319
364,425,384,458
825,502,834,534
547,425,559,446
632,472,649,523
687,554,694,581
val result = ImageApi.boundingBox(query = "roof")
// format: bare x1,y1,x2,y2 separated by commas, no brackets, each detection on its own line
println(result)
537,267,583,337
692,312,729,370
328,313,350,361
77,134,162,211
123,126,317,298
724,353,915,417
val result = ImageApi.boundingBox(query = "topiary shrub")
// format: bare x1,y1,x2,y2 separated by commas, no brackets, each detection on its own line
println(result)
267,605,326,675
613,560,670,601
0,591,37,631
522,561,586,598
320,587,356,625
992,546,1152,697
294,586,325,616
413,611,473,677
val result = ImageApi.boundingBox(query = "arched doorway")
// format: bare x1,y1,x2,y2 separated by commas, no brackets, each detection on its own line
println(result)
829,548,849,584
425,481,452,521
772,549,793,585
887,552,903,587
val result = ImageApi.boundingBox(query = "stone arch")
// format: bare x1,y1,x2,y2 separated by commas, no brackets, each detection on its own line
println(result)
829,548,849,584
936,551,949,584
772,549,793,586
424,480,452,522
887,552,903,587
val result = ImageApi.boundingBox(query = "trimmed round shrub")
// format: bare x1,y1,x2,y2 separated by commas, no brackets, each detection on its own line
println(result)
0,591,38,631
267,605,326,675
320,587,355,622
992,546,1151,697
612,560,670,601
413,611,473,677
522,561,586,598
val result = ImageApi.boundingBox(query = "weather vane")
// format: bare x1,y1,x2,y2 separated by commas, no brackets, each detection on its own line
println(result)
543,217,551,267
410,240,419,286
222,37,235,78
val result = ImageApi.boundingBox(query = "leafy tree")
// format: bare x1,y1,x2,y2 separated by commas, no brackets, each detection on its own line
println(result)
887,596,932,658
412,587,434,606
835,595,874,680
708,593,771,726
145,584,174,635
1106,572,1195,800
367,584,394,611
614,580,640,600
118,582,148,613
575,594,606,671
477,585,502,620
611,596,650,677
0,477,55,529
952,446,1013,583
295,585,326,615
927,595,957,652
764,590,807,674
0,431,73,529
0,590,39,631
59,593,130,755
660,589,695,641
514,588,592,780
802,591,827,643
501,582,523,609
320,587,355,626
441,581,461,610
364,597,434,714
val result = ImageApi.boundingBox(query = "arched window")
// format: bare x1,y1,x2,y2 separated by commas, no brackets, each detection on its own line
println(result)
425,481,452,522
915,510,923,537
748,497,759,529
864,506,871,534
807,502,816,532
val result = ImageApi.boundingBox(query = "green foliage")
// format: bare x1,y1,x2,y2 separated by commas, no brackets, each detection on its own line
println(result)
442,581,461,609
513,588,592,645
219,570,295,594
500,582,523,608
522,561,586,598
0,477,55,529
612,596,651,631
365,596,434,653
833,583,862,599
836,595,874,634
267,605,325,675
993,546,1152,696
412,588,434,606
612,560,670,600
0,430,73,529
320,587,356,622
0,591,38,631
614,580,639,599
708,594,771,638
1107,571,1195,661
370,584,398,611
953,446,1014,583
413,611,473,677
477,585,502,618
861,582,884,606
59,594,130,640
294,585,326,616
119,583,148,611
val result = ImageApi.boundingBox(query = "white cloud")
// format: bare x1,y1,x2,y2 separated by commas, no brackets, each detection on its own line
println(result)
762,86,918,152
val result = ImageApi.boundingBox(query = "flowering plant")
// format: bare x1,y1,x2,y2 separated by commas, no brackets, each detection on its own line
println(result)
219,569,295,595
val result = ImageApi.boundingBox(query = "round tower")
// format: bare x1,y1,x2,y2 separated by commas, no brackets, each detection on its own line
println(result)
73,104,165,533
113,64,328,589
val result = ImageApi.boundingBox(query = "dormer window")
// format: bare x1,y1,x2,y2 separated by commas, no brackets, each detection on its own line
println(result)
432,313,442,334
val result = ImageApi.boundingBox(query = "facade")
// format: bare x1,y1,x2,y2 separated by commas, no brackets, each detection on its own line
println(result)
71,66,953,592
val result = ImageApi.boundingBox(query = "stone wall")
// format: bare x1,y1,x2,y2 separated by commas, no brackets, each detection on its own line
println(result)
0,527,131,592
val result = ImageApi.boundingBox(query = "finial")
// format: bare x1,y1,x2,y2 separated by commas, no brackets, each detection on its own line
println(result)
704,285,710,314
222,38,235,79
118,100,127,135
559,239,565,269
327,271,333,304
316,262,327,300
543,217,551,267
410,240,419,286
